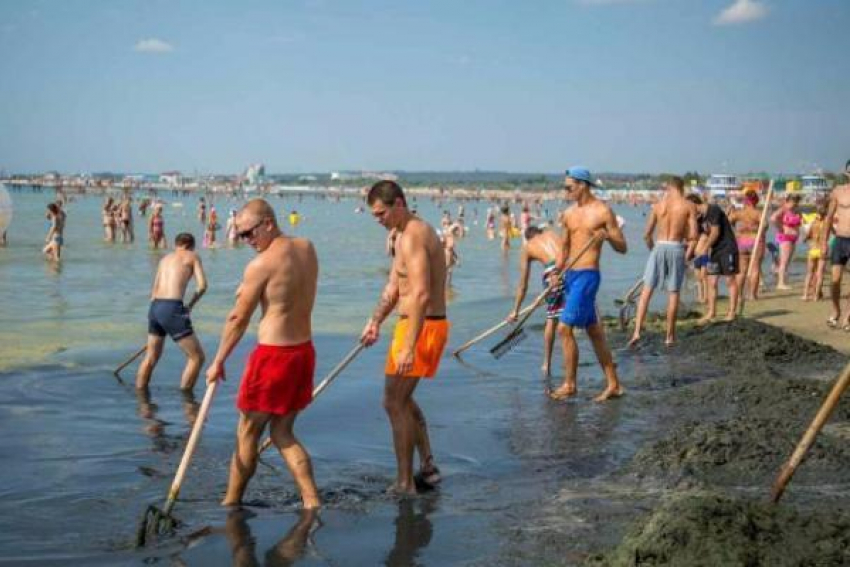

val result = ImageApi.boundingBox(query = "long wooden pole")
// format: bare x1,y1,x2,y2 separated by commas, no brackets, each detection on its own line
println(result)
771,359,850,503
739,180,774,316
451,303,536,358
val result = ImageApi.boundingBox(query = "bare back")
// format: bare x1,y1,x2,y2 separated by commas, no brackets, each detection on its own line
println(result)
393,218,447,317
526,230,561,264
152,250,198,300
252,236,317,345
729,206,761,237
652,195,695,242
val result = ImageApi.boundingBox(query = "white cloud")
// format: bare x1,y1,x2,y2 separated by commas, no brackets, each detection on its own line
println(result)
714,0,768,26
134,38,174,53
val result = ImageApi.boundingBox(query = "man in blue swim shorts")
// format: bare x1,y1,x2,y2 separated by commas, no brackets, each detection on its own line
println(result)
550,167,628,403
136,233,208,392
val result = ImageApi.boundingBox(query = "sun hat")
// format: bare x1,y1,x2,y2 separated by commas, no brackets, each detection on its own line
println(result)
565,166,597,187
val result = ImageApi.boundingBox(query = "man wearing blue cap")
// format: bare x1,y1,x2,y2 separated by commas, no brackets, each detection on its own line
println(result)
550,167,627,402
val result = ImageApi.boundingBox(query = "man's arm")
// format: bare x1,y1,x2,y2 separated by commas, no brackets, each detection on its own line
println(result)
603,207,628,254
643,207,657,251
706,225,721,250
509,245,532,320
394,228,430,376
685,205,699,260
206,260,266,383
188,254,208,308
360,255,399,346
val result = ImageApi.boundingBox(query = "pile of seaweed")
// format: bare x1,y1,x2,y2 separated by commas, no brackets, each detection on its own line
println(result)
587,491,850,566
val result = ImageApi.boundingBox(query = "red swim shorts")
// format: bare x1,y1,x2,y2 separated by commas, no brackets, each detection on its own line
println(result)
237,342,315,416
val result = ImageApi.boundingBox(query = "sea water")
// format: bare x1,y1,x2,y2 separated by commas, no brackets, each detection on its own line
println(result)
0,188,679,565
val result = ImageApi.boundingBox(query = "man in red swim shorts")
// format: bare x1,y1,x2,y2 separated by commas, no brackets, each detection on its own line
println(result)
206,199,320,509
361,181,449,496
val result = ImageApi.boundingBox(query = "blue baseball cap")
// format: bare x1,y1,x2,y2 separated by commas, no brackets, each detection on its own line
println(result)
565,166,597,187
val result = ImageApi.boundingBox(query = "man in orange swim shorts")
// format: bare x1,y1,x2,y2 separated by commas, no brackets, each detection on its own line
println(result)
361,181,449,495
206,199,321,509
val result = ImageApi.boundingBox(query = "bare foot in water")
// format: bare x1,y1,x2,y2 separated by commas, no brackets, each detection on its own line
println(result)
541,364,551,378
696,316,713,327
593,386,624,403
547,384,577,400
723,313,736,322
664,338,675,347
386,483,417,498
627,334,642,348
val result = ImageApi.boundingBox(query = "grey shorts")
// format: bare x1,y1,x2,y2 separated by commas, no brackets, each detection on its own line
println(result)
643,242,686,292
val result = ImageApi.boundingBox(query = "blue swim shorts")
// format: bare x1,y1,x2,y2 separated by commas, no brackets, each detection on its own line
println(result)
148,299,194,341
559,269,601,329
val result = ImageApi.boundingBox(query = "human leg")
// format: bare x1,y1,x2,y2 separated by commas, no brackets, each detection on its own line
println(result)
586,322,623,402
777,242,792,289
550,323,578,399
383,376,422,494
829,265,843,323
223,411,271,506
813,258,825,300
724,275,740,321
269,412,320,509
410,399,440,486
542,318,558,376
175,334,205,391
699,275,718,324
665,291,680,345
628,285,653,348
135,334,164,389
802,256,815,300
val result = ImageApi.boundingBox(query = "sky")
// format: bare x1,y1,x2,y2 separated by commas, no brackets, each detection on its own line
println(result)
0,0,848,175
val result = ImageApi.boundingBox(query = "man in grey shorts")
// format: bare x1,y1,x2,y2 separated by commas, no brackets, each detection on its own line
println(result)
136,232,207,392
629,176,698,347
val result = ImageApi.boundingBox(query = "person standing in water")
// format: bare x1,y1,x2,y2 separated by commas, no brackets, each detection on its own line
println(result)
43,202,65,261
136,232,207,391
361,180,448,495
628,176,698,348
119,196,134,243
507,225,565,377
206,199,321,509
149,204,167,249
550,167,627,402
499,205,513,251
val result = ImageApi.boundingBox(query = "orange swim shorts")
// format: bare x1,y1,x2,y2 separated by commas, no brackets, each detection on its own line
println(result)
237,342,315,416
384,316,450,378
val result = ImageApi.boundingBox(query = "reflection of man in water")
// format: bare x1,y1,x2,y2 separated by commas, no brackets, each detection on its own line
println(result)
224,508,319,567
136,232,207,391
206,199,321,509
550,167,627,403
385,498,435,566
361,181,448,495
628,176,698,348
507,226,564,377
135,389,200,453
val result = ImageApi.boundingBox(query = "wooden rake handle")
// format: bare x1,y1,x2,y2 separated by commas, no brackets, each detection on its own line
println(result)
161,378,219,516
739,180,774,316
770,359,850,503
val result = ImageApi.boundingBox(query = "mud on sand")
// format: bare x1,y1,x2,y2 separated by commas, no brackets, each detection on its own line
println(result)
497,318,850,566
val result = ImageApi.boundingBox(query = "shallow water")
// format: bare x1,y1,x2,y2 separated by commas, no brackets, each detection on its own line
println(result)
0,189,718,564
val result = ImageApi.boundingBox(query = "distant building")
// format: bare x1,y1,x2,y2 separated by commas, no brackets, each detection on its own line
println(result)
245,164,266,185
160,171,183,187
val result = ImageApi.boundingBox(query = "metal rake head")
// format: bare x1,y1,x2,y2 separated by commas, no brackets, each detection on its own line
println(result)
135,504,180,547
489,327,528,359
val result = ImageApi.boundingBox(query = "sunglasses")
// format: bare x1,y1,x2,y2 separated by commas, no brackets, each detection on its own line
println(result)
236,219,264,241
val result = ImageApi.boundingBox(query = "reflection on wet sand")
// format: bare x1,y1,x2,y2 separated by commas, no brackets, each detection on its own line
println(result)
225,508,320,567
385,497,436,567
136,388,200,454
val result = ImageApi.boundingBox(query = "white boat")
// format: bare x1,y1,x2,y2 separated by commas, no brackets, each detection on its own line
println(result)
706,174,740,198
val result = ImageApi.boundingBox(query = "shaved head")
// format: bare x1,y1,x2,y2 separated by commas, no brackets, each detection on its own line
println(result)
239,199,277,226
